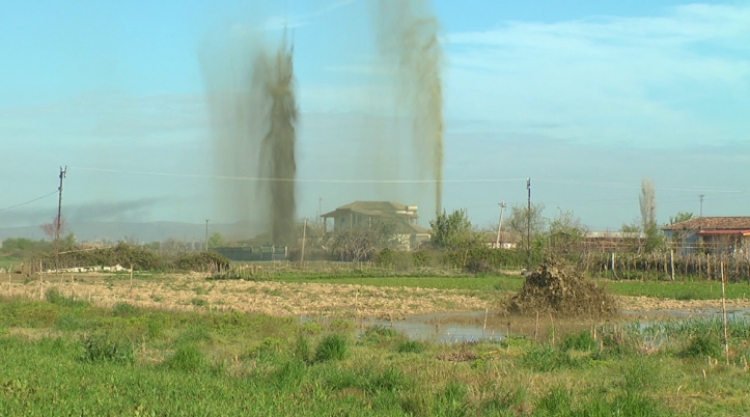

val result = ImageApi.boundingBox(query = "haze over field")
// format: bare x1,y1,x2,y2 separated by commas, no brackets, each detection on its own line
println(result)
1,0,749,239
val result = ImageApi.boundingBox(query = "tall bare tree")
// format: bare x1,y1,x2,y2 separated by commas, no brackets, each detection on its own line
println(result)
639,178,657,229
639,178,663,252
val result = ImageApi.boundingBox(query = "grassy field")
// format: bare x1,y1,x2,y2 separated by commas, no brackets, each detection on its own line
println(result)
0,257,21,270
1,291,749,416
267,270,750,301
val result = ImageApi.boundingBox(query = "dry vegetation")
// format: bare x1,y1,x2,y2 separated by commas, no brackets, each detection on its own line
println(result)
2,273,493,319
502,258,618,318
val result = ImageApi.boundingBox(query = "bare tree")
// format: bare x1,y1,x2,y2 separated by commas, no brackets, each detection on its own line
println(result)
40,216,66,241
639,178,664,252
639,178,657,228
506,203,546,244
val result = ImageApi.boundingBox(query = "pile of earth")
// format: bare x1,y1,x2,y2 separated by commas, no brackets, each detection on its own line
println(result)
501,258,617,318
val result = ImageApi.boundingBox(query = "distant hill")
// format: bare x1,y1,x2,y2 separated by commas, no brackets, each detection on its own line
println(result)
0,222,256,244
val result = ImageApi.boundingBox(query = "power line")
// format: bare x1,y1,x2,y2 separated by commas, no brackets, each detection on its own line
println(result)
535,178,744,194
70,166,748,193
70,166,526,184
0,190,59,213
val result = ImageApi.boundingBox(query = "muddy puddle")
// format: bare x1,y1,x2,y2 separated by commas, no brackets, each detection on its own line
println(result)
306,307,750,344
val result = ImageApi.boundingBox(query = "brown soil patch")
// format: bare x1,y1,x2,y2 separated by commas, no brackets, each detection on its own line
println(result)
617,296,750,312
502,258,617,318
1,274,493,320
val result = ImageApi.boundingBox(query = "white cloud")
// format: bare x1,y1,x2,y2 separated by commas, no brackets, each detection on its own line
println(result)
443,3,750,148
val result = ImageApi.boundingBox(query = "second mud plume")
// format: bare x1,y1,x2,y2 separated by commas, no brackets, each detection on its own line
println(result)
375,0,445,216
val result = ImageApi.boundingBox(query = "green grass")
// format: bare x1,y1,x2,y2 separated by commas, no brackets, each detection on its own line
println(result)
1,294,749,416
0,256,21,270
266,270,750,301
606,280,750,300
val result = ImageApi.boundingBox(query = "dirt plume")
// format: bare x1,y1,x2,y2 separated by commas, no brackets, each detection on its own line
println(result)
374,0,444,216
202,32,297,245
502,257,618,318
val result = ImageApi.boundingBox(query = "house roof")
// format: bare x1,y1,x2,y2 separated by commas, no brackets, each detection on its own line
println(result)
321,201,418,219
586,231,646,239
662,217,750,231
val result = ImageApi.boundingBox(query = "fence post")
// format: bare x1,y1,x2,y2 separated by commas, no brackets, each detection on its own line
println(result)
670,249,675,281
721,262,729,365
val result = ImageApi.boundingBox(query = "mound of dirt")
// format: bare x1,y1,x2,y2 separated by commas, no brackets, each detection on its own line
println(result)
502,258,617,318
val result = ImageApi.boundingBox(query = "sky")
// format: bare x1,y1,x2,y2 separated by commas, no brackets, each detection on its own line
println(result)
1,0,749,236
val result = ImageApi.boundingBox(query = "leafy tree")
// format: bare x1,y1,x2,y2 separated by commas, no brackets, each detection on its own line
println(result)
548,209,588,254
506,203,546,245
669,212,693,225
0,238,52,257
207,232,226,248
429,209,473,249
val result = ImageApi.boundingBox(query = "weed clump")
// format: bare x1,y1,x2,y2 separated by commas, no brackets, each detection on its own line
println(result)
502,257,617,318
45,288,89,308
314,334,348,363
679,332,722,358
164,344,206,371
80,331,134,364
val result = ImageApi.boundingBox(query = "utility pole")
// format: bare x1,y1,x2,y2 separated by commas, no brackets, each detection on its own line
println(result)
205,219,209,251
55,166,68,242
300,218,308,265
495,202,506,249
318,198,322,224
699,195,704,217
526,178,532,271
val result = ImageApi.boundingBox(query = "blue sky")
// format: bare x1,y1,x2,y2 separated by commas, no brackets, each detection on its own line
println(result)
1,0,749,235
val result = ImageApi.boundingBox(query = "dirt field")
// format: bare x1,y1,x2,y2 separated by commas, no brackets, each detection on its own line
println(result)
4,273,750,319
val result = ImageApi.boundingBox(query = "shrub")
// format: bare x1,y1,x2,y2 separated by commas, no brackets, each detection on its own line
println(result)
173,251,230,272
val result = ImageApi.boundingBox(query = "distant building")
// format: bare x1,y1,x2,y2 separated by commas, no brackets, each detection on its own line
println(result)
582,231,647,252
663,217,750,256
321,201,431,251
